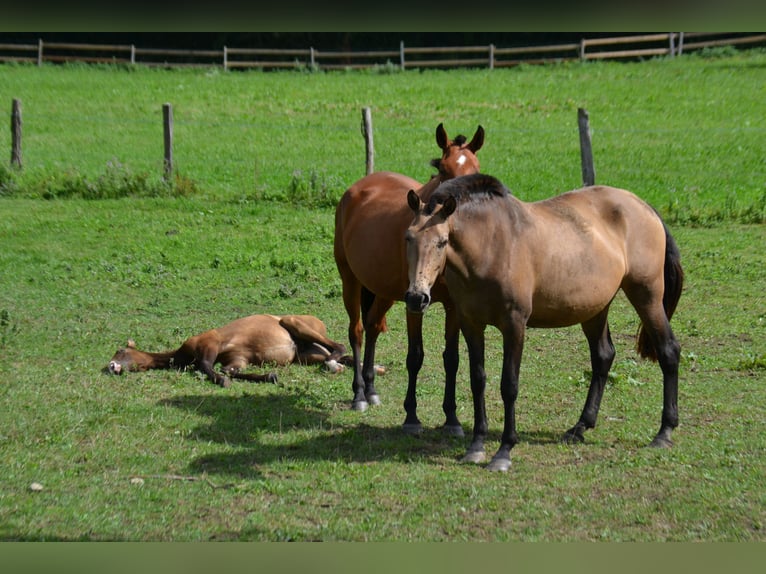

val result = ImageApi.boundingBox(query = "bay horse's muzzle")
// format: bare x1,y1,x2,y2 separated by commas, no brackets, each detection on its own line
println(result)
405,290,431,314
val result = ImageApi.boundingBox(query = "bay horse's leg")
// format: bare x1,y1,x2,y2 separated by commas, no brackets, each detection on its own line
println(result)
487,322,525,472
460,322,488,465
402,310,425,433
562,309,616,444
337,270,367,409
441,303,463,436
359,294,394,409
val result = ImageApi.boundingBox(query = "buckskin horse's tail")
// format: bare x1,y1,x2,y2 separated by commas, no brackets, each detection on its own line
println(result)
637,218,684,361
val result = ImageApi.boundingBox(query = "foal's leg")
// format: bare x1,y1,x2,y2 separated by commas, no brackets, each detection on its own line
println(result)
461,323,488,465
279,316,347,363
563,309,615,444
196,346,229,387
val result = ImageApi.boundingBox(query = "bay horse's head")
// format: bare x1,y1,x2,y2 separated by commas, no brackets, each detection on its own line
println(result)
404,188,457,314
431,123,484,180
105,340,148,375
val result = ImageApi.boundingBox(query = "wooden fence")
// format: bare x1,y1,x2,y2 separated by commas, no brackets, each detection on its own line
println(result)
1,33,764,70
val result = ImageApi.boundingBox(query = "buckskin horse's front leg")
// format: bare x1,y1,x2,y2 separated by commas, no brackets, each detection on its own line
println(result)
460,325,488,465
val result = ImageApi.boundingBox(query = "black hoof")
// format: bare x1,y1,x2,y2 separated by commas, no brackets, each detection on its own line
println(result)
561,429,585,444
649,436,674,448
402,422,423,435
352,400,369,412
460,450,486,465
486,456,511,472
442,424,465,438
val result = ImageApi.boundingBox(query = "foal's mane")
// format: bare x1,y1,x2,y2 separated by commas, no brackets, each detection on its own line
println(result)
425,173,508,214
429,133,469,170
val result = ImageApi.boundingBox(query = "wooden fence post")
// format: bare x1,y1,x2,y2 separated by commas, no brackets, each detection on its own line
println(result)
361,107,374,175
400,41,405,70
10,99,22,169
578,107,595,186
163,103,173,180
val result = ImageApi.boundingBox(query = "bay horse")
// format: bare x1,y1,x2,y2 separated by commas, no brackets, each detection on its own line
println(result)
334,123,484,434
405,174,683,471
106,314,350,387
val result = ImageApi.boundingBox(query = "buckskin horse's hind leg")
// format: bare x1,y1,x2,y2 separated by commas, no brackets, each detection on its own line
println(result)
562,309,615,444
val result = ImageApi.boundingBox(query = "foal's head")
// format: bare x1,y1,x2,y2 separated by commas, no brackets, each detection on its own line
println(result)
431,123,484,179
105,340,149,375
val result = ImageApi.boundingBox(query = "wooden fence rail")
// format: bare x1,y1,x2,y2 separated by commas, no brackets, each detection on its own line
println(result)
0,33,764,70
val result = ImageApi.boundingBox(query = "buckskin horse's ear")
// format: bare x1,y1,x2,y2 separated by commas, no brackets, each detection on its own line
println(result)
467,125,485,153
407,189,421,213
435,123,448,151
441,195,457,218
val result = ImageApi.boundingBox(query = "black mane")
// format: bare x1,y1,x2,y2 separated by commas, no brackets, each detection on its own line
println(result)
426,173,508,214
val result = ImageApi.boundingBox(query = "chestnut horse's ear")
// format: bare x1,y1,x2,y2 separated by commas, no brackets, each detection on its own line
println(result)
407,189,421,213
435,123,448,151
127,339,136,348
441,195,457,218
467,125,485,153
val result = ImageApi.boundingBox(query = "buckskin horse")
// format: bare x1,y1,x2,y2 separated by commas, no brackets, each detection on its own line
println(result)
106,314,350,387
405,173,683,471
334,123,484,435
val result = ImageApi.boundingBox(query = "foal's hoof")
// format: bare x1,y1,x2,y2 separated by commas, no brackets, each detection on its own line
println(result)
486,456,512,472
266,372,278,384
366,393,381,407
442,424,465,438
460,450,486,465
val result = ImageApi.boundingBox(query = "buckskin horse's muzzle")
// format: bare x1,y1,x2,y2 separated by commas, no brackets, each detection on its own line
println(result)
405,290,431,314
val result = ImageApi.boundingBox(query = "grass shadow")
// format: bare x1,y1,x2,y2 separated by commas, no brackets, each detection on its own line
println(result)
160,391,468,478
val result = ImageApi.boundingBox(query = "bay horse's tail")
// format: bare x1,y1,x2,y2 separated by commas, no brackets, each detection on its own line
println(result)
636,218,684,361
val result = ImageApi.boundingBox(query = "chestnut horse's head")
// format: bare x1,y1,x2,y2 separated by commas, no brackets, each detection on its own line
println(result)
430,123,484,179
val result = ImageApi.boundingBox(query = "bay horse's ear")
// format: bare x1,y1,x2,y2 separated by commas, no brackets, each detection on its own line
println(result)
127,339,136,348
435,123,448,151
407,189,421,213
441,195,457,218
467,125,485,153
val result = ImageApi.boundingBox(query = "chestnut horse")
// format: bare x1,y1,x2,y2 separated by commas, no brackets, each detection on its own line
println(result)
334,123,484,434
405,174,683,471
106,314,350,387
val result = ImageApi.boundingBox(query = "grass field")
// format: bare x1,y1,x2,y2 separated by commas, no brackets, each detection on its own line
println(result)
0,51,765,541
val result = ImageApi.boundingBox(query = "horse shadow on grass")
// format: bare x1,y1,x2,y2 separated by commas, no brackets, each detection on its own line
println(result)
159,389,568,479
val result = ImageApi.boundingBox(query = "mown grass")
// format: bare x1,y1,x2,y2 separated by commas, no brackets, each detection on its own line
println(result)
0,52,765,541
0,196,763,541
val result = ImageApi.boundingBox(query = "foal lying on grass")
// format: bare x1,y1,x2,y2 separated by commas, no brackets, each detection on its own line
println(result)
106,314,358,387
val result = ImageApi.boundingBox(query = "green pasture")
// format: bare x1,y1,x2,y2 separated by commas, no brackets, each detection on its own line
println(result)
0,51,765,541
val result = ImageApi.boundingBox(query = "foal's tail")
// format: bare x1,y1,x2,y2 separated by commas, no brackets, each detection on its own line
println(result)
636,219,684,361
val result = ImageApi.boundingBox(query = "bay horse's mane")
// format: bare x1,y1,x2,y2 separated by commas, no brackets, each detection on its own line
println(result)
425,173,508,214
428,133,468,170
